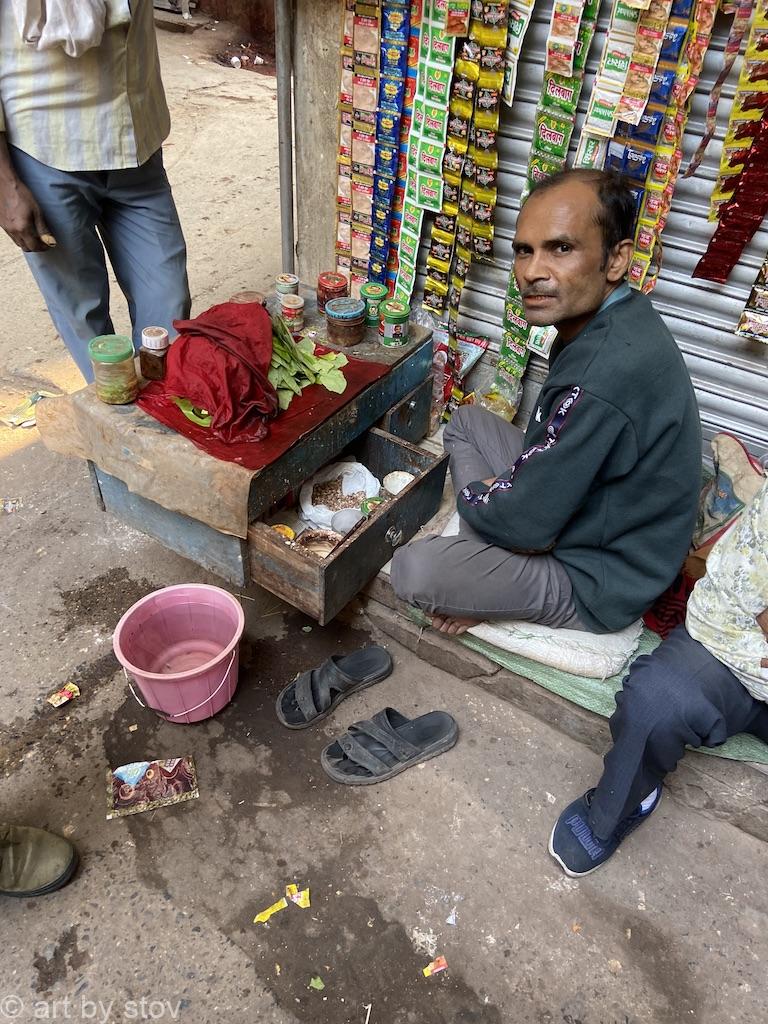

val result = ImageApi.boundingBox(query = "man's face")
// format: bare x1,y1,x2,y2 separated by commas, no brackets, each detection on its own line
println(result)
513,179,632,341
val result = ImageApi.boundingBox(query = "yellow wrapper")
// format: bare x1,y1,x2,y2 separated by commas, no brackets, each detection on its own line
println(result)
254,897,288,924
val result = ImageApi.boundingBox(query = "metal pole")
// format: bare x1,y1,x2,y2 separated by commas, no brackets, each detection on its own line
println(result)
275,0,296,275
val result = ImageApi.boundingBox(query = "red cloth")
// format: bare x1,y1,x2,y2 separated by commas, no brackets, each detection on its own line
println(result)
138,339,390,472
160,301,278,443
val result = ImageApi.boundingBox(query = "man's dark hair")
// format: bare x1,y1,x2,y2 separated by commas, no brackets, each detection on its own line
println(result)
527,169,636,268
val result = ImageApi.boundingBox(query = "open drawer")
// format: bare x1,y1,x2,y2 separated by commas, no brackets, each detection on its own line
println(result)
247,428,449,624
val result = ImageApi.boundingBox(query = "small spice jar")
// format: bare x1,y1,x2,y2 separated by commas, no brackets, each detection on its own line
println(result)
325,297,366,347
378,299,411,347
317,271,348,313
280,293,305,332
360,281,389,327
89,334,139,405
229,290,267,306
139,326,170,381
275,273,300,295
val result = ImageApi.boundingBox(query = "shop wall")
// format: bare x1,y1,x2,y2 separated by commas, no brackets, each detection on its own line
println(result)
197,0,275,34
294,0,339,283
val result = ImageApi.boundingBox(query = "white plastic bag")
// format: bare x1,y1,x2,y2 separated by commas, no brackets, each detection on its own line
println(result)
299,458,381,530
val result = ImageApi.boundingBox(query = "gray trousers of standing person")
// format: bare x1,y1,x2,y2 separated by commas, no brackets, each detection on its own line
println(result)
391,405,583,628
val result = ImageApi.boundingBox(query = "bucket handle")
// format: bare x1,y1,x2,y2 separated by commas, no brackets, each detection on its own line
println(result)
123,650,236,720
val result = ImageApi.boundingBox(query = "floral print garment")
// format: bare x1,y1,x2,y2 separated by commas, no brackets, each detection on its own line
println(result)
687,480,768,701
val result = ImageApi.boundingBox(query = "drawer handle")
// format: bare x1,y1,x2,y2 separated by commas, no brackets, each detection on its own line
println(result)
386,526,403,547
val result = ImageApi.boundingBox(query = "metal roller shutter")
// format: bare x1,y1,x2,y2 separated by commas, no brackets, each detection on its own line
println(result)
415,7,768,458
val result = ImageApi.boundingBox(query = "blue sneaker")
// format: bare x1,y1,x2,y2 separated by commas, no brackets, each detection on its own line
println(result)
548,786,662,877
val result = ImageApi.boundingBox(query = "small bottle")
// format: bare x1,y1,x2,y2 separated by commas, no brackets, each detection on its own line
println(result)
139,326,170,381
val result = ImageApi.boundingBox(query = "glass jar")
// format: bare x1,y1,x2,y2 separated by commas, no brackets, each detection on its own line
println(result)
317,271,348,312
325,297,367,347
139,326,170,381
88,334,139,404
275,273,300,295
280,294,305,332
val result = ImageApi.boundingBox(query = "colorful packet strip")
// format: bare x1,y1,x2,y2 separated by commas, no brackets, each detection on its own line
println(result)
736,252,768,343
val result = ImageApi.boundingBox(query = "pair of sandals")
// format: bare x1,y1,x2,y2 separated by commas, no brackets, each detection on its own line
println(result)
275,645,458,785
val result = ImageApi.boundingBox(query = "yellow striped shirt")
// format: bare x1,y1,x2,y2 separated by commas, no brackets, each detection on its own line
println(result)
0,0,170,171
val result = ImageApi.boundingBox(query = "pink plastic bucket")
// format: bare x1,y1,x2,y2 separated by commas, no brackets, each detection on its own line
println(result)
113,584,245,724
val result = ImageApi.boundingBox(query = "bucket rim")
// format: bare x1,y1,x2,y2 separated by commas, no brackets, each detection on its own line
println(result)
112,584,245,682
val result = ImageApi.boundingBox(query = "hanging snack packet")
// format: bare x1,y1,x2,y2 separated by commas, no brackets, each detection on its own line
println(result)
533,106,574,159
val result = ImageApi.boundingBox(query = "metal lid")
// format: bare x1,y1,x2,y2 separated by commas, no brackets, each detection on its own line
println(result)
141,326,170,351
318,271,347,288
276,273,300,286
280,294,305,310
360,282,389,299
325,297,366,321
88,334,135,363
379,299,410,320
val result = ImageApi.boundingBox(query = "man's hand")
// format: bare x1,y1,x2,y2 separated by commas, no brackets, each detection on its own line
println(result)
0,176,54,252
0,134,56,252
758,608,768,668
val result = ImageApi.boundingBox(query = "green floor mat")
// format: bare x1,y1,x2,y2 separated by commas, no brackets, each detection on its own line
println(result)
407,610,768,766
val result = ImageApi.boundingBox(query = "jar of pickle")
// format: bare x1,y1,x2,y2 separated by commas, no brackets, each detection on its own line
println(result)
88,334,139,405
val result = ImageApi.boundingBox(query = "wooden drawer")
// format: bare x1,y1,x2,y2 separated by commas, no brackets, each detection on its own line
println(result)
378,376,432,444
247,428,449,624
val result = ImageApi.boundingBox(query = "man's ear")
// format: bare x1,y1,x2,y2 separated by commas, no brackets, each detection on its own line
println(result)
607,238,634,283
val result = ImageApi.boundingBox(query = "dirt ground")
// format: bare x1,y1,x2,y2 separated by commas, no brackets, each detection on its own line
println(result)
2,24,768,1024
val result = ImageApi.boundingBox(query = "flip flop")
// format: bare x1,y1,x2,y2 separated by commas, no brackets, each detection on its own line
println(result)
275,644,393,729
320,707,458,785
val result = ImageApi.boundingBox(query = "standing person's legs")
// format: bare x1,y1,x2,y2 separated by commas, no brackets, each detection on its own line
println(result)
10,147,113,382
391,406,582,633
549,625,768,875
98,150,191,350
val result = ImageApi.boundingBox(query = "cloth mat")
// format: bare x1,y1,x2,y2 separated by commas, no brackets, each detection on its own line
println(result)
406,606,768,765
138,349,389,471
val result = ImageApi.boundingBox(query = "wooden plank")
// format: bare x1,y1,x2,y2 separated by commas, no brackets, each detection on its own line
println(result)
95,468,248,586
246,334,433,521
378,377,432,444
246,524,324,620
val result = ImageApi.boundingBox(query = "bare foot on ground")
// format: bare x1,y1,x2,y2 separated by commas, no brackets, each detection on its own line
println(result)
430,614,483,636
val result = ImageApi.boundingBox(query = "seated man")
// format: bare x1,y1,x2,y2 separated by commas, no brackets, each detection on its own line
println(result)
392,169,702,636
550,481,768,876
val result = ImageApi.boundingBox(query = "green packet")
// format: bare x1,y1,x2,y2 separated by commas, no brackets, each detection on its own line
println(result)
541,71,581,117
533,106,573,160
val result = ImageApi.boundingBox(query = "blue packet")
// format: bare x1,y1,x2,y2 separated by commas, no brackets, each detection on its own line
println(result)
370,230,390,261
605,141,626,175
376,143,398,178
381,5,409,43
371,202,391,234
374,174,396,207
629,107,664,146
380,40,408,79
660,23,687,64
670,0,693,17
377,108,401,145
648,67,676,107
379,73,406,114
367,255,388,282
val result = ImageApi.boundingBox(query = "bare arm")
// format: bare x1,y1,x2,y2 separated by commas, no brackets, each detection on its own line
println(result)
0,133,55,252
758,608,768,669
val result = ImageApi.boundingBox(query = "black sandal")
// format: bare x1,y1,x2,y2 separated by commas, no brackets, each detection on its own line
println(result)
321,707,458,785
275,645,393,729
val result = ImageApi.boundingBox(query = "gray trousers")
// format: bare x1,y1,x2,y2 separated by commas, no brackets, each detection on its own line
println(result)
589,625,768,839
391,405,582,627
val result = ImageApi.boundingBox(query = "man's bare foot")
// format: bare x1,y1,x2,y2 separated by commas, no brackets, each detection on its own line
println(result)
430,614,483,636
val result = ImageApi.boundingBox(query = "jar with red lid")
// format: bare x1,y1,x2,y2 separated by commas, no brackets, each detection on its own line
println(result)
317,271,348,313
